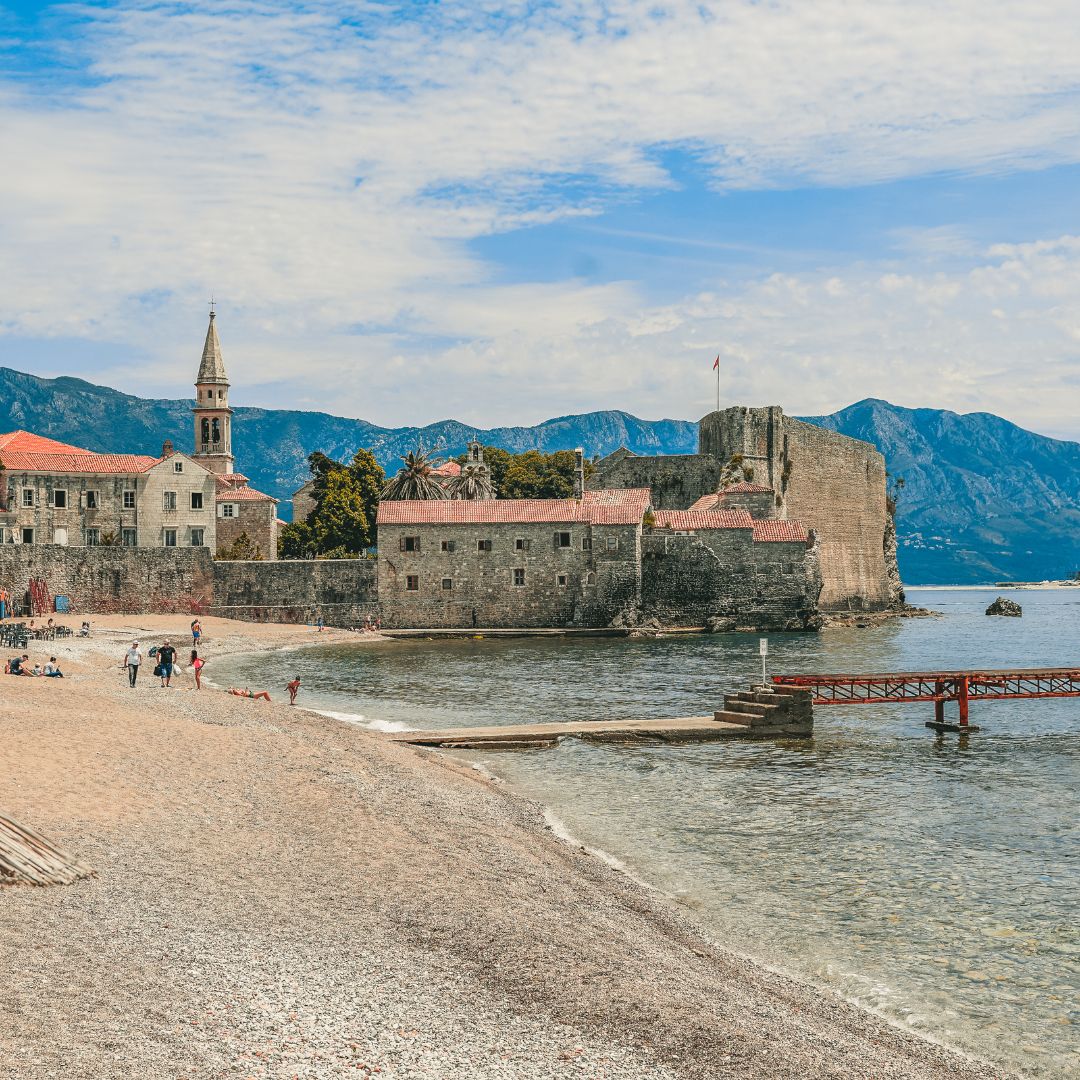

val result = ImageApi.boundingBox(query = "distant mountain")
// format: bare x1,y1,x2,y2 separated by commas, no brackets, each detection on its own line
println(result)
1,367,1078,584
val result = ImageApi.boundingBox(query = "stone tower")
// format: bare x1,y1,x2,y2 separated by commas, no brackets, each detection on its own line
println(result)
192,307,235,475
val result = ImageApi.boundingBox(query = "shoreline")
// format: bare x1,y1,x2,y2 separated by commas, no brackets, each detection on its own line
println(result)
0,614,1005,1078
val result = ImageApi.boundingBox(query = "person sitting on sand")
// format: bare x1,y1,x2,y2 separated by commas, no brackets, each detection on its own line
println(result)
285,676,301,705
228,687,271,702
8,654,30,676
43,657,63,678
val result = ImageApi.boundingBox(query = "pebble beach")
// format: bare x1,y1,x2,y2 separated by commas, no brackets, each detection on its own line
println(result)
0,615,1006,1079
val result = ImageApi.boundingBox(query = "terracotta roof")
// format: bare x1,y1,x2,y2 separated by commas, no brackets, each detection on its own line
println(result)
651,509,755,531
687,494,721,511
0,448,161,475
581,488,651,525
752,520,809,543
378,499,588,525
720,481,774,494
216,472,250,485
216,485,276,503
431,461,462,477
0,430,91,455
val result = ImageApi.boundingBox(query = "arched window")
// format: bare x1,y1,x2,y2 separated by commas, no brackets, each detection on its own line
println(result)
211,418,220,443
201,418,210,444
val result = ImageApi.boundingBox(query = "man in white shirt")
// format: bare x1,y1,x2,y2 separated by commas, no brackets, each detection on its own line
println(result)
124,642,142,688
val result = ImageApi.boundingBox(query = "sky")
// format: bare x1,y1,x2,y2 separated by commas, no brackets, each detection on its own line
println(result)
2,2,1080,437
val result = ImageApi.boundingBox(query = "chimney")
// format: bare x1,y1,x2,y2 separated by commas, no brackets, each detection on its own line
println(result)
573,447,584,499
161,440,174,457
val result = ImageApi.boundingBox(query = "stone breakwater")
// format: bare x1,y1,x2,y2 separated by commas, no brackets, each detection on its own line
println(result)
0,616,1002,1079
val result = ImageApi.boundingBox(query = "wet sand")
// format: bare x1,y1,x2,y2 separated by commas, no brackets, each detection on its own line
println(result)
0,615,1004,1078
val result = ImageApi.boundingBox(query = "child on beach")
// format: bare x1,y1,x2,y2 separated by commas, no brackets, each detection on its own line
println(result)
285,676,301,705
228,687,271,702
190,650,205,690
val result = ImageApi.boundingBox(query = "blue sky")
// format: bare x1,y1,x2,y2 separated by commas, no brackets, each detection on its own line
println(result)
2,1,1080,436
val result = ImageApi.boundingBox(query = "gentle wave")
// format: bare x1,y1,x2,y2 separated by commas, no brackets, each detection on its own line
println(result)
308,707,414,733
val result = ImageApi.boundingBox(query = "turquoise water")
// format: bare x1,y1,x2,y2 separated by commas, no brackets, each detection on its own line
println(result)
216,589,1079,1076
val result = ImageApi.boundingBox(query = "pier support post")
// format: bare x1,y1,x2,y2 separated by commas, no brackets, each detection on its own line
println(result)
958,676,969,727
934,680,944,726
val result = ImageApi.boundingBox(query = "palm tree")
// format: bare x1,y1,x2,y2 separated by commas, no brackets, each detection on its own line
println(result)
446,468,496,500
380,448,448,501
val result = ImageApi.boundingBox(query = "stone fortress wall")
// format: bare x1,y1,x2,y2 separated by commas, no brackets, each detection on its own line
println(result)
699,407,895,611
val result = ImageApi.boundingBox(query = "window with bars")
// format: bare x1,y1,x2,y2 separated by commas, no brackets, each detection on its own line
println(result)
163,491,177,511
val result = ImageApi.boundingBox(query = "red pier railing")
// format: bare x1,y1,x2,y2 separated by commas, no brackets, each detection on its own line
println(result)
771,667,1080,730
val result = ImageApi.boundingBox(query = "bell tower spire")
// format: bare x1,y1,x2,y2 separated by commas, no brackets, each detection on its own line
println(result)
192,303,235,474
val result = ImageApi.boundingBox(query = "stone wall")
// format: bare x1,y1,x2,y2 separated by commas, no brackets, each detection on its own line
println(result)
210,558,377,625
216,499,277,560
699,407,894,611
377,520,641,628
0,545,215,615
640,528,822,631
590,451,719,510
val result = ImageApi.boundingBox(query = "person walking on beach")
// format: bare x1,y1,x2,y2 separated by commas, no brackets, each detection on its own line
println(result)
191,619,202,648
190,649,205,690
157,639,177,688
285,675,301,705
124,642,142,687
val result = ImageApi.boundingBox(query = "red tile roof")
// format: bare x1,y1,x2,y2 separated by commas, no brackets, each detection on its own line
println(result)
431,461,462,477
377,488,652,527
0,430,91,455
378,498,588,525
687,494,721,511
752,520,809,543
721,481,774,494
581,488,651,525
651,509,755,531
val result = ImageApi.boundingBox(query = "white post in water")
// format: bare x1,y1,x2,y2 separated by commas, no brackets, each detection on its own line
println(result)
759,637,768,687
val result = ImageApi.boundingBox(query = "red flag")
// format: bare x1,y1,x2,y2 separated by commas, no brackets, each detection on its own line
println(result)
712,355,720,370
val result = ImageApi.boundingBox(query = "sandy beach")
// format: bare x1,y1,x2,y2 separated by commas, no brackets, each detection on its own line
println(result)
0,615,1004,1079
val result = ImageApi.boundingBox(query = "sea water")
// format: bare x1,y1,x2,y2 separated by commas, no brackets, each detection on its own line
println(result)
216,588,1079,1076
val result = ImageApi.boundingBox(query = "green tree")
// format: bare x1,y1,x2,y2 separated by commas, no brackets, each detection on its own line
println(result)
310,450,383,553
380,448,446,501
278,520,317,559
499,449,591,499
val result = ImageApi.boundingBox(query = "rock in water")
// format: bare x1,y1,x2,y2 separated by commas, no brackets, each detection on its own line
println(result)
985,596,1023,617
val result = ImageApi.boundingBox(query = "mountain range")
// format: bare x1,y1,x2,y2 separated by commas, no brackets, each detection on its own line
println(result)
1,366,1078,585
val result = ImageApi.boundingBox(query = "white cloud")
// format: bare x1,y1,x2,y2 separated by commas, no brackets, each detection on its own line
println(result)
1,1,1080,433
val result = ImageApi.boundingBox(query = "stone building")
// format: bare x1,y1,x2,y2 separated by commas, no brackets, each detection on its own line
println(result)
376,485,822,631
592,405,900,612
0,431,218,549
0,310,277,557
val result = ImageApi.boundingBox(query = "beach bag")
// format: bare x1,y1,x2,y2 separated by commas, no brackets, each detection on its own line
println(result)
153,663,163,677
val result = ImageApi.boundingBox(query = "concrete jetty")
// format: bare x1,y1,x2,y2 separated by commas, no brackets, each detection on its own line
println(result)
393,685,814,749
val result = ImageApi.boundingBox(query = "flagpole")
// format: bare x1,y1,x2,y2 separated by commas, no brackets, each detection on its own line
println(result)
715,355,720,412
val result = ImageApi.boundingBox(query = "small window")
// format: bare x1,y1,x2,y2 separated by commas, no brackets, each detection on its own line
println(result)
174,460,184,472
220,503,235,518
606,535,619,551
586,571,596,585
21,527,33,544
190,528,204,547
554,532,571,549
122,490,136,509
515,537,529,552
85,528,100,547
405,575,419,591
122,528,137,547
477,538,492,552
52,489,67,509
163,529,177,547
191,492,203,510
163,491,177,511
440,539,456,553
513,568,526,587
401,535,421,553
441,578,453,591
85,490,98,509
218,389,224,399
22,489,34,508
581,535,591,551
557,574,568,587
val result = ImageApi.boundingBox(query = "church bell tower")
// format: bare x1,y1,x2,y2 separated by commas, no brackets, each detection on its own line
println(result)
192,304,235,474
